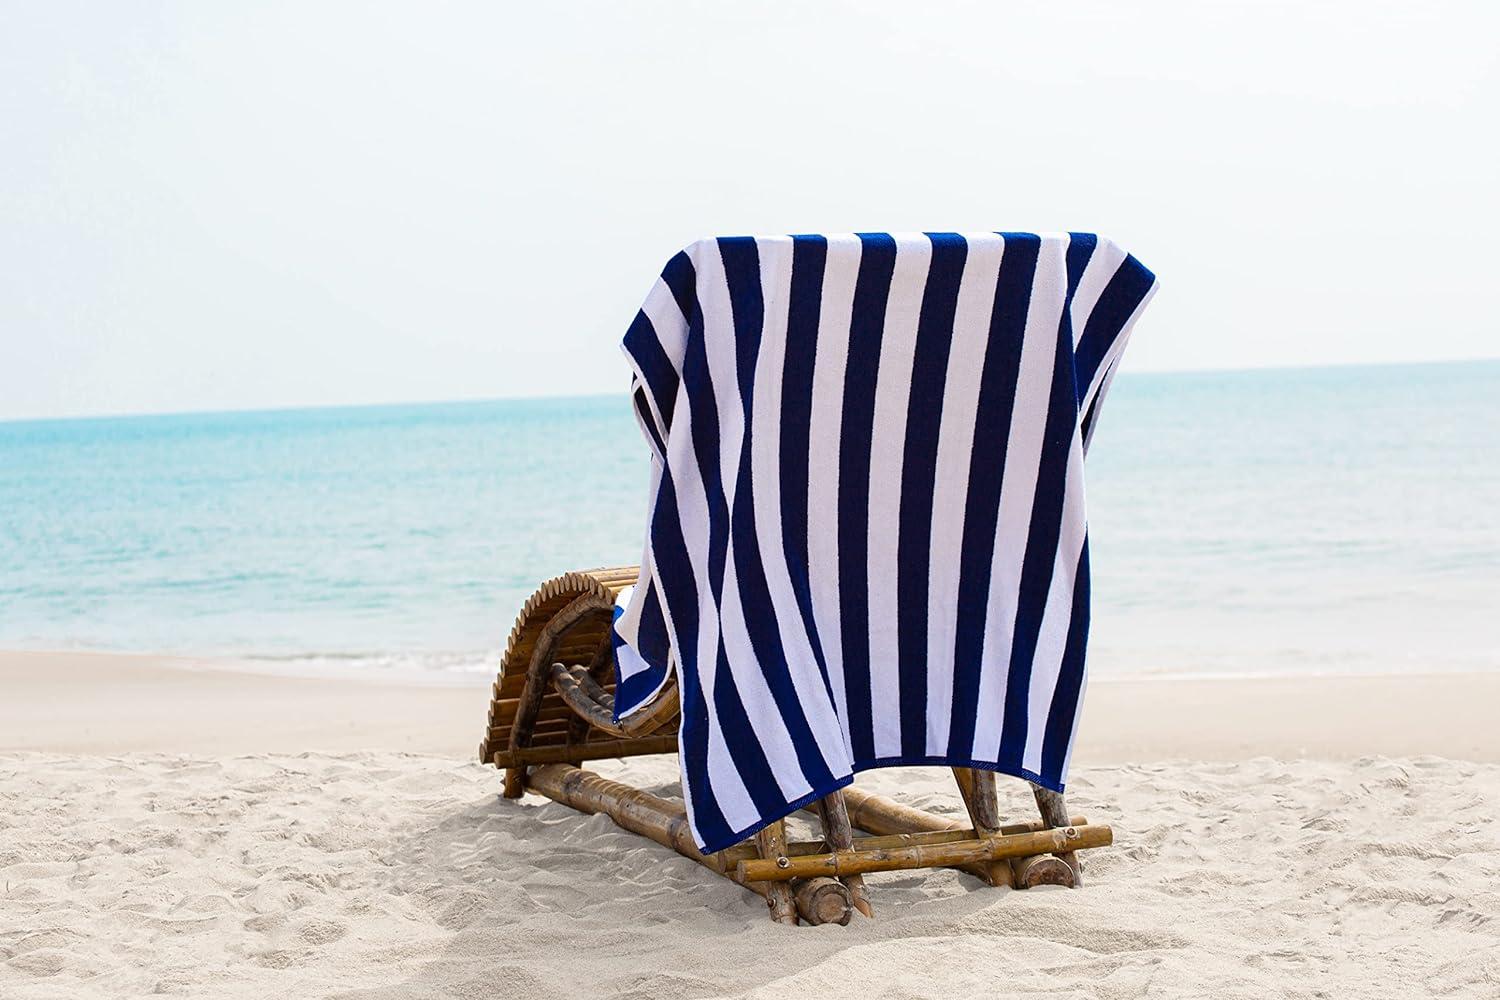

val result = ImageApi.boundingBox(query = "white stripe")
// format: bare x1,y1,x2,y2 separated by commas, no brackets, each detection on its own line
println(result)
1058,661,1090,779
747,237,853,774
1081,276,1159,444
694,241,811,803
865,235,933,759
970,234,1068,760
670,416,760,834
805,235,862,749
1067,237,1127,350
1022,431,1088,776
651,242,759,837
923,233,1004,755
641,273,690,360
629,276,691,447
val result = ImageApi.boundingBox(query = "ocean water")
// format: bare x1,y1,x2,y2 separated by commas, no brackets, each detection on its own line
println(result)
2,361,1496,681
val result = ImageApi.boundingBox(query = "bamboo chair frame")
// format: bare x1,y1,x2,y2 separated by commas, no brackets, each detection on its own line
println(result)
481,567,1111,925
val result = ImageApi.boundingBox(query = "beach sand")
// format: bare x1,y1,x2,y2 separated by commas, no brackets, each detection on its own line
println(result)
3,651,1498,998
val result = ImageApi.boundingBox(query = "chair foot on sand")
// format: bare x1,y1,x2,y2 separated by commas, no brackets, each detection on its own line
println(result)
480,569,1113,924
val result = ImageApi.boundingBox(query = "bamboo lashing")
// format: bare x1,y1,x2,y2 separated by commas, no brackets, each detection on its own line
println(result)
737,824,1111,882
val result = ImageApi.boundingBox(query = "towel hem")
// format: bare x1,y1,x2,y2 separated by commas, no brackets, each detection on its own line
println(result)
691,756,1066,855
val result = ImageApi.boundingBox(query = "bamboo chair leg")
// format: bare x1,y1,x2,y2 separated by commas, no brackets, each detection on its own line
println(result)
951,768,1011,888
1032,784,1083,887
503,659,550,798
816,792,873,917
753,820,799,925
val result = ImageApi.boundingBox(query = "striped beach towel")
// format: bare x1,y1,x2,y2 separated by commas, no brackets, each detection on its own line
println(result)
611,232,1157,854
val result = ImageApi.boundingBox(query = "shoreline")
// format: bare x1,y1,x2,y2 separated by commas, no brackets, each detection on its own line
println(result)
7,641,1496,687
4,648,1497,762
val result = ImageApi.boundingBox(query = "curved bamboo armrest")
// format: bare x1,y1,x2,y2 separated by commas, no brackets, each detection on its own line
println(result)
549,661,681,740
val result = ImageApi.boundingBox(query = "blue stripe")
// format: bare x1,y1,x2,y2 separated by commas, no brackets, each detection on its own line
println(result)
1075,253,1155,397
1040,539,1090,781
996,234,1095,769
632,385,666,457
836,233,898,761
645,461,730,844
946,233,1039,759
709,641,792,825
679,240,793,833
661,250,698,331
662,259,748,848
623,310,679,439
1079,356,1116,448
614,657,666,712
718,238,839,796
895,233,967,756
636,577,671,669
779,236,836,704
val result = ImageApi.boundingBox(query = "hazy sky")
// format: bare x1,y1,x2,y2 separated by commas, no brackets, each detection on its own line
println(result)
3,1,1497,421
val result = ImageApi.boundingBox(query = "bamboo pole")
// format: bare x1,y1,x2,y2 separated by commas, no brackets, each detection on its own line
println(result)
567,636,615,744
525,765,858,926
792,877,853,926
754,820,799,925
737,824,1110,883
816,793,872,917
524,766,765,898
952,768,1009,888
837,784,963,835
803,785,1088,885
719,823,1093,865
503,592,611,796
1032,784,1083,887
1010,854,1076,888
492,734,677,769
774,815,1092,863
551,662,627,737
616,680,681,738
503,659,552,798
951,769,1001,828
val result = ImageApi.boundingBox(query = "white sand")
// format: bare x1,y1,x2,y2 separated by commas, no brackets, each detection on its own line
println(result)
3,652,1499,998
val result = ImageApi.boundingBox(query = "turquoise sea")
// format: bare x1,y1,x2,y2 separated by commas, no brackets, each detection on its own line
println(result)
2,361,1496,681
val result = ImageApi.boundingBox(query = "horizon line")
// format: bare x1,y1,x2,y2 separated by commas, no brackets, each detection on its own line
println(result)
3,355,1496,428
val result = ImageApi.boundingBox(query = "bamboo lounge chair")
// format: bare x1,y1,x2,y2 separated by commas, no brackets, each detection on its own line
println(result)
478,566,1110,927
479,233,1154,925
